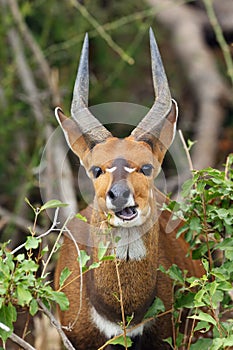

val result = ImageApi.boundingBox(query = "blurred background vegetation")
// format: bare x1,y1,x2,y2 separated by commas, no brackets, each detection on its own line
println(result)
0,0,232,245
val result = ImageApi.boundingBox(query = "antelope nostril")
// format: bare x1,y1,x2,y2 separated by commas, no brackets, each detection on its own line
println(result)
108,182,131,201
123,189,130,198
108,189,115,199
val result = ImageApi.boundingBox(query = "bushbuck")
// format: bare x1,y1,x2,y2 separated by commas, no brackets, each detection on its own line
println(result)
55,29,204,349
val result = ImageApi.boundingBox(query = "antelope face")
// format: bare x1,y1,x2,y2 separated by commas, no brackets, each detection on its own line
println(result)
55,29,178,228
86,137,159,227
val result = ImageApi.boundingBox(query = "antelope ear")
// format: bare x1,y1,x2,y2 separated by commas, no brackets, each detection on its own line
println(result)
55,107,91,163
158,99,178,155
137,100,178,163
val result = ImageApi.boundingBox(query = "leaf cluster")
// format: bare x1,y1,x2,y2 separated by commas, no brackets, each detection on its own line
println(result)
0,199,69,345
161,155,233,349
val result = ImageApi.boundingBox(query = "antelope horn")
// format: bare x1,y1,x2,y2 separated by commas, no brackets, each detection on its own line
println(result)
131,28,174,140
71,33,112,143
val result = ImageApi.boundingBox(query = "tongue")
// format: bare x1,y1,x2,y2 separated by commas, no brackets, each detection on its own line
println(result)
116,206,137,220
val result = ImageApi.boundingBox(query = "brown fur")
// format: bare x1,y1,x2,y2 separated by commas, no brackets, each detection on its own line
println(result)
55,191,204,350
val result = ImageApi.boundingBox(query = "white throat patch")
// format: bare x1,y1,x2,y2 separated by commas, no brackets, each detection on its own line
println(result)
113,227,146,261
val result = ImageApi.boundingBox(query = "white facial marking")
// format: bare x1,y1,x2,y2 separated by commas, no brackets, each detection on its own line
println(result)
106,166,117,173
124,166,136,173
91,306,144,339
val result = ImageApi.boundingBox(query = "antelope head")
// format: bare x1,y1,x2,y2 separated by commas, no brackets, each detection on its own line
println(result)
55,29,178,229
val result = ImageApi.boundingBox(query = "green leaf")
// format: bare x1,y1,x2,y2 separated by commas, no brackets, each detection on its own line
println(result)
0,303,17,342
202,259,209,273
194,321,211,333
144,297,165,319
187,139,197,151
75,213,87,222
223,335,233,346
41,199,68,211
109,335,132,347
163,337,173,347
188,311,217,327
25,197,35,211
25,236,40,250
78,250,90,270
101,255,115,261
210,338,224,350
29,299,38,316
16,285,32,306
176,224,189,238
59,267,71,288
189,217,202,233
89,262,101,270
20,259,39,272
41,245,49,257
98,241,110,261
167,264,184,283
15,254,25,262
175,292,195,308
52,291,69,311
190,338,212,350
181,178,194,197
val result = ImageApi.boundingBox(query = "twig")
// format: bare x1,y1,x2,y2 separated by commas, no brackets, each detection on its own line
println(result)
38,300,76,350
69,0,134,65
0,322,36,350
114,255,128,349
178,130,194,173
224,153,233,181
203,0,233,88
0,206,44,235
45,7,154,56
61,225,84,330
97,308,173,350
187,308,198,350
45,0,193,57
9,208,60,257
41,212,73,278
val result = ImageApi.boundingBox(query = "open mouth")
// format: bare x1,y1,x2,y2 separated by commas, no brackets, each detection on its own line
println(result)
115,206,138,221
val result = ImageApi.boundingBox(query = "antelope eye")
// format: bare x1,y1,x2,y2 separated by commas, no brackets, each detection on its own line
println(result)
91,166,103,179
140,164,153,176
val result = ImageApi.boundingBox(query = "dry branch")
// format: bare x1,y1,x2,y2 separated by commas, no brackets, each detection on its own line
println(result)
0,322,36,350
5,2,78,219
7,0,58,103
38,300,76,350
9,332,36,350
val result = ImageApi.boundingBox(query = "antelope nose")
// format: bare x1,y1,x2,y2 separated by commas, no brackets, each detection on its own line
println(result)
108,182,130,210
